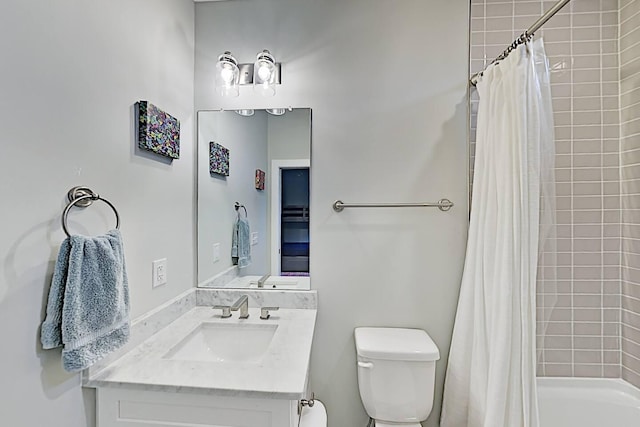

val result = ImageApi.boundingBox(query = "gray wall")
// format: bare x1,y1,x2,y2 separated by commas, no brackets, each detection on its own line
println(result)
195,1,470,425
0,0,195,425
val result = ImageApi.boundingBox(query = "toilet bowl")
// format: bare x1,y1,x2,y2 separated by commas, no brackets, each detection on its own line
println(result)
355,327,440,426
299,399,327,427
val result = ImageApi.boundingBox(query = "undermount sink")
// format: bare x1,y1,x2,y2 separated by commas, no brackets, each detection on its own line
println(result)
163,322,278,363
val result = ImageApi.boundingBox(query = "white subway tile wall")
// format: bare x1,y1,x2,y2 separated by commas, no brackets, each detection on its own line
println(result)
620,0,640,389
470,0,621,378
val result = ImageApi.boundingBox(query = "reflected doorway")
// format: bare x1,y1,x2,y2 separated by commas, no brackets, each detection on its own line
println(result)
270,160,310,276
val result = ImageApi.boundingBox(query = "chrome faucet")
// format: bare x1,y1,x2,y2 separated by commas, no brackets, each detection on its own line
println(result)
231,295,250,319
257,274,270,288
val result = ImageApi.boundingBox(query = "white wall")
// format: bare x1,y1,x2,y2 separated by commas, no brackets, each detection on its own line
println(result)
0,0,195,425
267,109,312,161
197,111,269,280
195,1,469,425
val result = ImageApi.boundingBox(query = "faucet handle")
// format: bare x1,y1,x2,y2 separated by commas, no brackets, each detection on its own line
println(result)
212,305,232,318
260,306,279,320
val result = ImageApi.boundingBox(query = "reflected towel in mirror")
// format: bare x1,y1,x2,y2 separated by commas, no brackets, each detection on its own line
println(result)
232,215,251,268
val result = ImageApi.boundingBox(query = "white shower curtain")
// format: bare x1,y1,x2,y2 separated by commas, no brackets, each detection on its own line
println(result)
441,38,555,427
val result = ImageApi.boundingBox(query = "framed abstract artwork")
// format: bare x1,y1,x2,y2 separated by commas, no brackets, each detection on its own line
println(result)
136,101,180,159
255,169,265,190
209,142,230,176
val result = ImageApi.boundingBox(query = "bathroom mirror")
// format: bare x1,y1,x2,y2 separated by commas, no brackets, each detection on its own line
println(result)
197,109,311,290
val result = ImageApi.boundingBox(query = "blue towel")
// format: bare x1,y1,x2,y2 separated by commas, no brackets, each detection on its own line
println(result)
41,229,130,372
231,216,251,268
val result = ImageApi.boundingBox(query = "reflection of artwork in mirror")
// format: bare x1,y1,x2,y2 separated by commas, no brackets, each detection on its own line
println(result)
255,169,265,190
197,109,312,290
209,142,230,176
136,101,180,159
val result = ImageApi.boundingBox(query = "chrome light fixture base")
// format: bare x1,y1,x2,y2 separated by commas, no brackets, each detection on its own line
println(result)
215,50,281,97
237,62,281,85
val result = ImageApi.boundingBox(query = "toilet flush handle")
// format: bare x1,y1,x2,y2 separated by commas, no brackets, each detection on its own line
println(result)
357,361,374,369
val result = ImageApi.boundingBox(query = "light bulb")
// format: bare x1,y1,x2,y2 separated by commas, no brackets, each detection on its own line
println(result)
253,50,277,97
215,51,239,97
220,67,235,83
257,64,272,81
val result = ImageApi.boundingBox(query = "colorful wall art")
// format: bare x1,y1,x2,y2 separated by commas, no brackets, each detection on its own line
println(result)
255,169,265,190
137,101,180,159
209,142,230,176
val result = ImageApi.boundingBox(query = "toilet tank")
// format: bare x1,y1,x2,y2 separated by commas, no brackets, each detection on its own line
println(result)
354,328,440,423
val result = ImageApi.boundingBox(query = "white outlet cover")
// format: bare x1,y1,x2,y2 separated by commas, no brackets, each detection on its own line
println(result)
152,258,167,288
251,232,258,245
213,243,221,262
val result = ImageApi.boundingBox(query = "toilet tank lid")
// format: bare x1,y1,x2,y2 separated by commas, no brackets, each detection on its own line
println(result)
354,327,440,361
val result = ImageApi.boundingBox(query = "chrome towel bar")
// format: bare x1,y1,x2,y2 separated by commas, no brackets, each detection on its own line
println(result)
62,186,120,237
332,198,453,212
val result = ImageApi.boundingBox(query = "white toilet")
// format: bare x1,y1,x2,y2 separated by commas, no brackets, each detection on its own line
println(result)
354,327,440,427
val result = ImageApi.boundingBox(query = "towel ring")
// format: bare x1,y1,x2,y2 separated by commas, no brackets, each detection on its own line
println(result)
234,202,248,217
62,186,120,237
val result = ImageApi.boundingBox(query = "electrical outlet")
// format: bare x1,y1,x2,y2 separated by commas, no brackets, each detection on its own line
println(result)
213,243,221,262
251,232,258,246
152,258,167,288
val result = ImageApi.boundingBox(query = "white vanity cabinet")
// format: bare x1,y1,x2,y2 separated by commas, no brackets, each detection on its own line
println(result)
97,387,299,427
87,306,317,427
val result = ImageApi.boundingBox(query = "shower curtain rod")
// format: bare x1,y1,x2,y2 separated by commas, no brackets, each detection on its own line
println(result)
470,0,571,86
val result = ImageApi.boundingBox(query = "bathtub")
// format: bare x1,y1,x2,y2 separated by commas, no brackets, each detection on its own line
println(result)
538,378,640,427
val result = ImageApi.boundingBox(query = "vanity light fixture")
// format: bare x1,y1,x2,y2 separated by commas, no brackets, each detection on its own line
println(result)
215,51,240,97
215,49,281,97
235,109,255,116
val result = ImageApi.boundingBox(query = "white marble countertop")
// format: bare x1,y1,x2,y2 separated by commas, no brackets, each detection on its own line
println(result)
85,307,317,399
